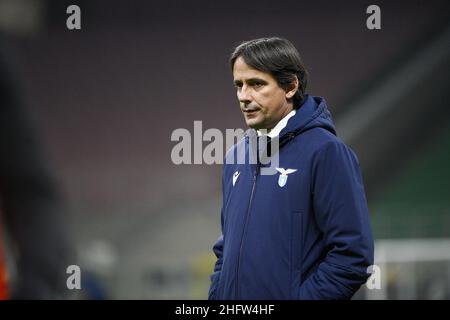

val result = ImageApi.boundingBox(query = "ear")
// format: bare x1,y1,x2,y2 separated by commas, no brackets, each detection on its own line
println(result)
285,75,299,99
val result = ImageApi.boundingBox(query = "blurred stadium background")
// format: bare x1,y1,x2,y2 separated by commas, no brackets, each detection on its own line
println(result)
0,0,449,299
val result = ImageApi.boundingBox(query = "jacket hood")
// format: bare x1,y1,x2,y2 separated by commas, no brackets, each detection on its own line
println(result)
279,94,336,139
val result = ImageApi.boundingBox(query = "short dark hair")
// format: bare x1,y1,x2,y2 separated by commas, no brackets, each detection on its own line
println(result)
230,37,308,109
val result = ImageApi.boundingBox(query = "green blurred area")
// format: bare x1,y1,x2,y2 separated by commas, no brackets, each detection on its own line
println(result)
189,252,216,299
370,124,450,239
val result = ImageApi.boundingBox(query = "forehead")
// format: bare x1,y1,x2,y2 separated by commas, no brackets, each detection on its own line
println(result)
232,57,274,81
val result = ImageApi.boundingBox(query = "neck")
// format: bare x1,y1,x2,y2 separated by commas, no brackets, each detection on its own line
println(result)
257,108,296,138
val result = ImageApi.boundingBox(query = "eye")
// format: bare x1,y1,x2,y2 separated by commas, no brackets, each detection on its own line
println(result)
250,80,266,88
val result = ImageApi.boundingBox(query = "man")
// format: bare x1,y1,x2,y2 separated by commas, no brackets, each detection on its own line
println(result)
208,37,374,300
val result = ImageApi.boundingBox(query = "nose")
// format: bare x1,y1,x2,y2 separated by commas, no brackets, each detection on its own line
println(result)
237,85,252,104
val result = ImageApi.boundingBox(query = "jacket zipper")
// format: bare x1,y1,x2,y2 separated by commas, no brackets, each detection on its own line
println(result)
232,132,296,298
235,163,260,299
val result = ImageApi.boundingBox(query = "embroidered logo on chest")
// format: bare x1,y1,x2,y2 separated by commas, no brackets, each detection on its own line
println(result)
275,168,298,187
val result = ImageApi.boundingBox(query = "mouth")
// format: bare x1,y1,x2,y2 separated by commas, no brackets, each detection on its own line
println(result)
243,107,260,117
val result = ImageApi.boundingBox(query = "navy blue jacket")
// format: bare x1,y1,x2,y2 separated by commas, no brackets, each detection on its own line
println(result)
208,95,374,300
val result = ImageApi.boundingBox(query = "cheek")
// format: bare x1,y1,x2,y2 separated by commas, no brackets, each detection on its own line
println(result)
261,90,286,112
256,90,274,107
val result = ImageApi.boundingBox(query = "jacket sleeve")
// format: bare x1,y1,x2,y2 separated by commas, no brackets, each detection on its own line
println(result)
208,169,227,300
208,233,223,300
298,141,374,300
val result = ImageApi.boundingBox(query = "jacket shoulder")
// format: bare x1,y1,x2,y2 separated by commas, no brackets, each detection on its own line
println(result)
296,127,359,161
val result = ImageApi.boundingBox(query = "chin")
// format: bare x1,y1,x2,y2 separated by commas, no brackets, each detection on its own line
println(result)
245,118,263,129
246,122,261,130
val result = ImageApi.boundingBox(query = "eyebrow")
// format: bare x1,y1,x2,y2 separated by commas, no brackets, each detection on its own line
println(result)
233,78,268,85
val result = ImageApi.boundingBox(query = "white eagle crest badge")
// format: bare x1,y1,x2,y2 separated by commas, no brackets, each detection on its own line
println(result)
275,168,298,187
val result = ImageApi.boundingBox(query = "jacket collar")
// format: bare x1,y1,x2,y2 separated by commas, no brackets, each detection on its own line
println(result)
257,109,297,138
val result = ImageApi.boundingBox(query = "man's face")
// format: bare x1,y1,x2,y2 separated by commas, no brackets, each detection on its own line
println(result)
233,57,294,130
